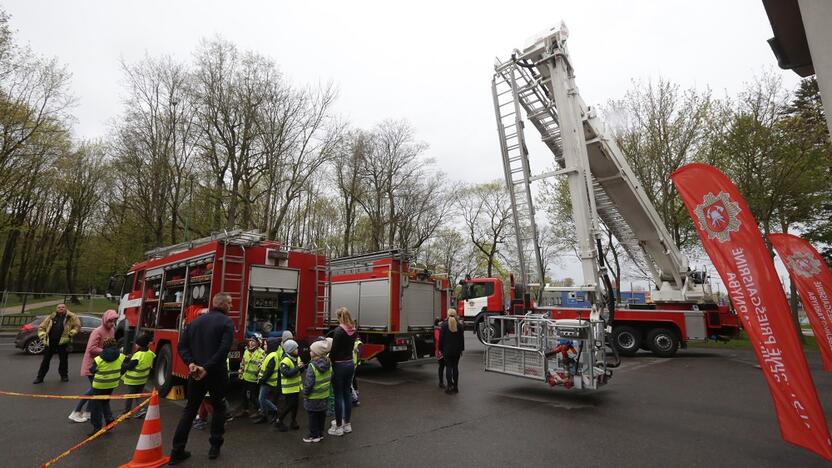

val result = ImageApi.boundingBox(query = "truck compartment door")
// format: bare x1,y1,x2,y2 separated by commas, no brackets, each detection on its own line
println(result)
331,280,390,329
249,266,299,291
684,311,707,340
402,282,438,330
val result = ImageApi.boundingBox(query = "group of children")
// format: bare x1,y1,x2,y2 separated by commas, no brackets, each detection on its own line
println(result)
234,331,362,443
84,328,361,444
85,333,156,436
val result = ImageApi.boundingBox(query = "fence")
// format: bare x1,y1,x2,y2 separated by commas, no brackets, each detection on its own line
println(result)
0,291,117,316
0,313,38,329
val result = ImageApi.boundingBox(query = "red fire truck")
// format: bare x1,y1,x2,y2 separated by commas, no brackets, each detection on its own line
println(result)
328,250,450,370
458,276,739,357
114,231,448,395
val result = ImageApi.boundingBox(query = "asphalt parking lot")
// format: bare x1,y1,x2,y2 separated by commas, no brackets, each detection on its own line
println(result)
0,333,829,467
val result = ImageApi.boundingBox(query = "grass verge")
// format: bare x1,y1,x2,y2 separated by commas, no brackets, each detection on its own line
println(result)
689,330,819,352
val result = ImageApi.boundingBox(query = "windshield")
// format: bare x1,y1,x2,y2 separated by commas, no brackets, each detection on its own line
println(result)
461,282,494,300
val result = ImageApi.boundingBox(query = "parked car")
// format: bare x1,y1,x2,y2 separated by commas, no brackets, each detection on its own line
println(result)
14,315,100,355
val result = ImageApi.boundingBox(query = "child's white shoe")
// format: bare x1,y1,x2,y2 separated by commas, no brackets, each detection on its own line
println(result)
328,425,344,436
68,411,86,423
343,423,352,433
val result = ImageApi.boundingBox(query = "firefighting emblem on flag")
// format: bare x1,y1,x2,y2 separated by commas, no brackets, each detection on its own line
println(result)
787,251,822,278
693,192,741,243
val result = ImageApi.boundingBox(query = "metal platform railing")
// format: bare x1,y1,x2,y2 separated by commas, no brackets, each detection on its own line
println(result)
483,314,610,390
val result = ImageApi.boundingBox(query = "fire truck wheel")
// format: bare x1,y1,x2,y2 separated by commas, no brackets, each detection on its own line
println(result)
153,343,175,397
611,326,641,357
646,328,679,357
475,316,502,344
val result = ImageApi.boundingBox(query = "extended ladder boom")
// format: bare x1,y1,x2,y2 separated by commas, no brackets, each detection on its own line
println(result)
494,25,703,303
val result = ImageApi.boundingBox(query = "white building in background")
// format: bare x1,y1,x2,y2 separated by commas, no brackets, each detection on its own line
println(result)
763,0,832,136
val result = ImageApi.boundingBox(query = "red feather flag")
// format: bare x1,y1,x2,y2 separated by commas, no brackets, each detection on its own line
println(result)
770,233,832,372
672,163,832,461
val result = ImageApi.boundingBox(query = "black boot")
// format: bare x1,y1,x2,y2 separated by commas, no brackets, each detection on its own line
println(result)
168,450,191,465
208,445,220,460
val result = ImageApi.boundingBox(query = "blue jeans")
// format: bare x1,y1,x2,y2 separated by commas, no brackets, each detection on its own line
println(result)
74,376,94,412
258,384,278,416
332,361,355,425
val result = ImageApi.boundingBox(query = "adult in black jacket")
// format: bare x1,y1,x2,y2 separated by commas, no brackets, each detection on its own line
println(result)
439,309,464,394
328,307,357,436
169,293,234,465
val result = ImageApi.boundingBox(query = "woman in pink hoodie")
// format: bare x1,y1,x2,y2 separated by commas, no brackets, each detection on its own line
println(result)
68,309,118,423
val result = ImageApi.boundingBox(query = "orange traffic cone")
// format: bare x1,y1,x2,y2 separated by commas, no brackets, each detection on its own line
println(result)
120,390,170,468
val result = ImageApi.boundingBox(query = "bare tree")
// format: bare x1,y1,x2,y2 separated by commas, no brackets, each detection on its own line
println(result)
112,55,195,246
333,131,370,255
192,38,266,229
356,119,429,250
264,84,341,241
57,142,108,297
457,181,512,277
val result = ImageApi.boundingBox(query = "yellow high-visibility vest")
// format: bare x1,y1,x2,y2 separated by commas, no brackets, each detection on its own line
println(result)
93,354,126,390
122,350,155,386
280,356,301,394
241,348,265,383
308,362,332,400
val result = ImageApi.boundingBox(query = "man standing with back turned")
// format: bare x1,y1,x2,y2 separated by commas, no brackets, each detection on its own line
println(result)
169,293,234,465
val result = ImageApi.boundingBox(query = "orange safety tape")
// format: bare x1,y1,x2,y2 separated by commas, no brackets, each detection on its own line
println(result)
0,390,152,400
40,396,152,468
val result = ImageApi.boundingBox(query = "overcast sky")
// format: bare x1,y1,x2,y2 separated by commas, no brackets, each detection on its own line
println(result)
3,0,802,288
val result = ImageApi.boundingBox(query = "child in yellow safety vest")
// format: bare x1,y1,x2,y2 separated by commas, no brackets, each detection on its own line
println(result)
253,337,283,424
240,337,265,415
273,339,304,432
121,333,155,418
302,338,333,442
351,337,362,407
88,337,125,436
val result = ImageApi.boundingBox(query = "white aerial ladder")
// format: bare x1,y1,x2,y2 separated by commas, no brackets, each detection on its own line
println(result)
494,23,710,305
483,24,712,390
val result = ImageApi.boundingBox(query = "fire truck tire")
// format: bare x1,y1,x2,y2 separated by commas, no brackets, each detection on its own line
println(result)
646,328,679,357
611,326,641,357
377,351,398,371
475,315,502,344
153,343,175,397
